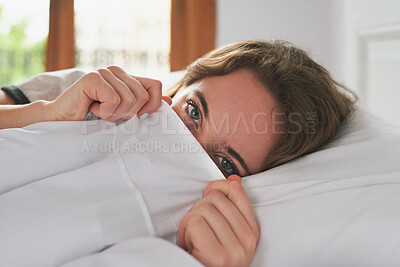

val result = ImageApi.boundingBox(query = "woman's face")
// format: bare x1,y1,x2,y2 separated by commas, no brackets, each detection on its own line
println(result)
171,69,282,177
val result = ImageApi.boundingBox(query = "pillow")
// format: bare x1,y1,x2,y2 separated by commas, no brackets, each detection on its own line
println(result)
17,68,86,102
244,110,400,266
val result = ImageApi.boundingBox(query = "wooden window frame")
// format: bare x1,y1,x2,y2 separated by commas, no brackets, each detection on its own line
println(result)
45,0,215,72
170,0,216,71
45,0,75,71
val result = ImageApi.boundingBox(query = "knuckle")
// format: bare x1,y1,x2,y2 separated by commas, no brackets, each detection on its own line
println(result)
197,202,213,214
188,200,202,213
85,71,101,80
243,233,257,253
208,190,225,202
203,180,219,195
203,184,212,195
125,94,136,105
228,179,242,193
186,214,204,227
138,90,150,102
106,65,122,72
96,67,106,73
111,94,121,105
188,201,199,212
153,79,162,90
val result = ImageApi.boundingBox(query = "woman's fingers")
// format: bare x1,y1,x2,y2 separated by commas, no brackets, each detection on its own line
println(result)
184,215,245,267
180,201,241,250
162,95,173,106
96,68,135,121
82,71,121,120
132,76,163,118
202,175,260,238
49,66,162,122
106,66,151,120
184,215,221,257
105,66,163,120
87,66,163,122
189,190,257,255
178,177,259,267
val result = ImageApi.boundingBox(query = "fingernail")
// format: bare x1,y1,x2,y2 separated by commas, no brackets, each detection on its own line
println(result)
228,174,241,182
139,113,148,120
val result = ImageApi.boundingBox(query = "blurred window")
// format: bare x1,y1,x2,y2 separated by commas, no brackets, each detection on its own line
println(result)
74,0,170,76
0,0,48,85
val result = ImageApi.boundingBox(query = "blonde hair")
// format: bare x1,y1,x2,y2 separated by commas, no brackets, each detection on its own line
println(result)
165,40,358,170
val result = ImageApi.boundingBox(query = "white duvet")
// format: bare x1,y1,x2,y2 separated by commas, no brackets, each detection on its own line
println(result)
0,101,224,266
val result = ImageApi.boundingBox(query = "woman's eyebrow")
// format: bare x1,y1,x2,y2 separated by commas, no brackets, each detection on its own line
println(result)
225,144,251,176
194,90,209,119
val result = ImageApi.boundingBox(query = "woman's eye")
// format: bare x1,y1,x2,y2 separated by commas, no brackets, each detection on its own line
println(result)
185,99,202,128
188,104,200,121
216,155,237,176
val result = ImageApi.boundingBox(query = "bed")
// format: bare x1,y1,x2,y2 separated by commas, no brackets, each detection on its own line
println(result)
1,69,399,266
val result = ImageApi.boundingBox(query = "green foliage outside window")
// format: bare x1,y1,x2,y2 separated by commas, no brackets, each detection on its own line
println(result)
0,5,46,85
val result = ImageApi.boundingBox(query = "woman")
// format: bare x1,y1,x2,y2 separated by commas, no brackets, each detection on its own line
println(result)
0,40,357,266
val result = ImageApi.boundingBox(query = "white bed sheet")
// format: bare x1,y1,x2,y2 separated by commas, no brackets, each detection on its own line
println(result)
61,237,203,267
60,109,400,267
64,109,400,267
0,101,224,266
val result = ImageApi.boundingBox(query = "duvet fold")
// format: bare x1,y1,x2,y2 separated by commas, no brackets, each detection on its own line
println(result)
0,101,224,267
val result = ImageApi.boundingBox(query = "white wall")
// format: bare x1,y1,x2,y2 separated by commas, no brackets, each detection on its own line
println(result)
216,0,400,123
341,0,400,122
340,0,400,90
216,0,341,80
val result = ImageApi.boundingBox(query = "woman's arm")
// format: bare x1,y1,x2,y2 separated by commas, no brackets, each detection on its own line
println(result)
179,175,260,267
0,90,15,105
0,66,163,130
0,101,54,129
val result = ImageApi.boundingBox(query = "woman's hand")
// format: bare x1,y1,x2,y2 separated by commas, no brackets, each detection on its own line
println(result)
178,175,260,267
48,65,163,122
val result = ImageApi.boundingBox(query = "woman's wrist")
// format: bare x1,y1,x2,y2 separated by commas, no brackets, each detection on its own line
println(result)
0,100,57,129
32,100,58,122
13,100,56,127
